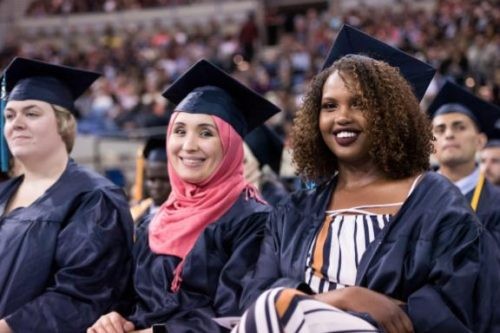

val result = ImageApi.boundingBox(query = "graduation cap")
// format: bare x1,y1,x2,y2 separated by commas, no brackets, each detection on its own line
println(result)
0,57,101,171
427,80,500,139
321,24,435,101
244,125,283,174
143,135,167,162
162,59,281,137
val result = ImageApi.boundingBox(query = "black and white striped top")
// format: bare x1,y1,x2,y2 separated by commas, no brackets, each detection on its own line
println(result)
304,175,422,294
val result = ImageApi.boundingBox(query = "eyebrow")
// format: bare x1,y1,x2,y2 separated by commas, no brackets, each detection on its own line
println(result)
5,105,42,112
173,121,217,129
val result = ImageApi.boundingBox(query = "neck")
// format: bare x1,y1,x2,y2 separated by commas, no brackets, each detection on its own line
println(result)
19,148,69,183
336,162,387,190
439,160,476,183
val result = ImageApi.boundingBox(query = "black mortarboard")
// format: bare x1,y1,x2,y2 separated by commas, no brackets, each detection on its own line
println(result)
321,24,435,101
2,57,100,113
143,135,167,162
427,80,500,139
244,125,283,174
162,59,281,137
0,57,100,171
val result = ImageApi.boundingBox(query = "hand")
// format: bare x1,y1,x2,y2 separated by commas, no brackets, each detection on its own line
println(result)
0,319,13,333
315,287,413,333
87,311,135,333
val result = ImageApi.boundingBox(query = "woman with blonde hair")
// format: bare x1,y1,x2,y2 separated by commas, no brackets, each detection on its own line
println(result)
0,57,133,333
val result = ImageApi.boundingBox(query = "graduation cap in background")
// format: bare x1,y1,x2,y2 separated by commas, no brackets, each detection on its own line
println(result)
244,125,283,174
143,135,167,162
321,24,436,102
162,59,281,138
0,57,101,171
427,80,500,139
132,135,167,202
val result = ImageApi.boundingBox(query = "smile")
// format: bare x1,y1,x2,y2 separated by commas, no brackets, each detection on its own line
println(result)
333,130,360,146
180,156,205,167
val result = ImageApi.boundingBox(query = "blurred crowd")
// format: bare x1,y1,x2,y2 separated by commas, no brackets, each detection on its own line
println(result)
25,0,237,16
2,0,499,143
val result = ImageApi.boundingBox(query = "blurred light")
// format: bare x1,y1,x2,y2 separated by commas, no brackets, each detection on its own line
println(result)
233,54,244,64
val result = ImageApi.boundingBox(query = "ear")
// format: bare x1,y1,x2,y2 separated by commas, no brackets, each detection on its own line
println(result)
476,132,487,150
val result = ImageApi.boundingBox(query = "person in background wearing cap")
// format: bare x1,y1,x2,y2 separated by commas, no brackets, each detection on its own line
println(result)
0,57,134,332
234,25,496,333
429,80,500,239
87,59,280,333
130,136,171,225
481,138,500,187
243,125,289,207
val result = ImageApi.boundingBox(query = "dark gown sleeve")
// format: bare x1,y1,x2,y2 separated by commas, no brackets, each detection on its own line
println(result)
163,210,269,333
130,206,269,333
239,205,313,311
405,212,481,332
4,189,133,332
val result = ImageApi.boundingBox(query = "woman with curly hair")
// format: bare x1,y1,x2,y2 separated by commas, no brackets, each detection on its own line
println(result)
234,26,495,333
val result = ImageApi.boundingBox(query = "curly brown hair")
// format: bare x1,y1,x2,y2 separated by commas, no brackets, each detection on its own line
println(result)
291,54,434,183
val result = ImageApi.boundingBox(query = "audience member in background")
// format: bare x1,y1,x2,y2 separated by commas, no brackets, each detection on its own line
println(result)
428,80,500,236
130,135,171,224
87,59,280,333
480,136,500,187
243,125,289,206
0,57,133,333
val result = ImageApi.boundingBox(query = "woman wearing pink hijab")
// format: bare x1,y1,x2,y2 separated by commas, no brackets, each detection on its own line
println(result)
88,59,281,333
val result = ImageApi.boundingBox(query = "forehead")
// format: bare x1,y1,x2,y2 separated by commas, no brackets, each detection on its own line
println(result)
432,112,476,127
172,112,216,126
482,146,500,157
322,70,357,96
5,99,52,111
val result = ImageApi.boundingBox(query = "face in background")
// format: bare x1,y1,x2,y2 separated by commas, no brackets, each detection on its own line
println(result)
432,112,486,168
480,146,500,186
167,112,224,184
145,160,171,206
4,99,66,162
319,70,371,167
243,142,261,187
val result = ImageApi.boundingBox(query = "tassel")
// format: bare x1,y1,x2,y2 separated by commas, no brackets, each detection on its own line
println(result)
1,75,9,172
170,260,185,293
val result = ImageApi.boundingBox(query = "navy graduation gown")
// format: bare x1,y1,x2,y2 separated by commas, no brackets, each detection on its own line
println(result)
464,179,500,242
0,160,133,332
129,193,270,332
241,172,497,333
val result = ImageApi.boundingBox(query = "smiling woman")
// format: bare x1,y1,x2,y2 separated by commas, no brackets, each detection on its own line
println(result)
168,112,224,184
87,59,281,333
234,25,498,333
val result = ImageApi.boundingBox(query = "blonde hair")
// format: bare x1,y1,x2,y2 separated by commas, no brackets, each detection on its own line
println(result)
51,105,77,153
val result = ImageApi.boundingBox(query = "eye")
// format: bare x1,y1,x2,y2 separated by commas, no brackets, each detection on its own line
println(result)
351,98,362,109
321,101,337,111
4,113,14,120
172,126,186,135
200,129,214,137
26,111,39,118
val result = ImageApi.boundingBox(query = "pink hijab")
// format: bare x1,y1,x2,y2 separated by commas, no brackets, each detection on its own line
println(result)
148,112,262,291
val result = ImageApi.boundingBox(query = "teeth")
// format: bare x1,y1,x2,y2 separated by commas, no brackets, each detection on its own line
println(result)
336,131,357,138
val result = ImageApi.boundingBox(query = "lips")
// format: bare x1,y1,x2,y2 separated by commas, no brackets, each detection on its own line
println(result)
179,156,205,167
333,130,360,146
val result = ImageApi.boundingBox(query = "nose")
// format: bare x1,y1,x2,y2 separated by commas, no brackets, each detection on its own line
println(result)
5,114,25,132
443,126,455,139
335,105,353,125
181,133,198,151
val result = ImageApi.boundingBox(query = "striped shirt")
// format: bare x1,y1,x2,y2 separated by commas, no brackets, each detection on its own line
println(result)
304,174,422,294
